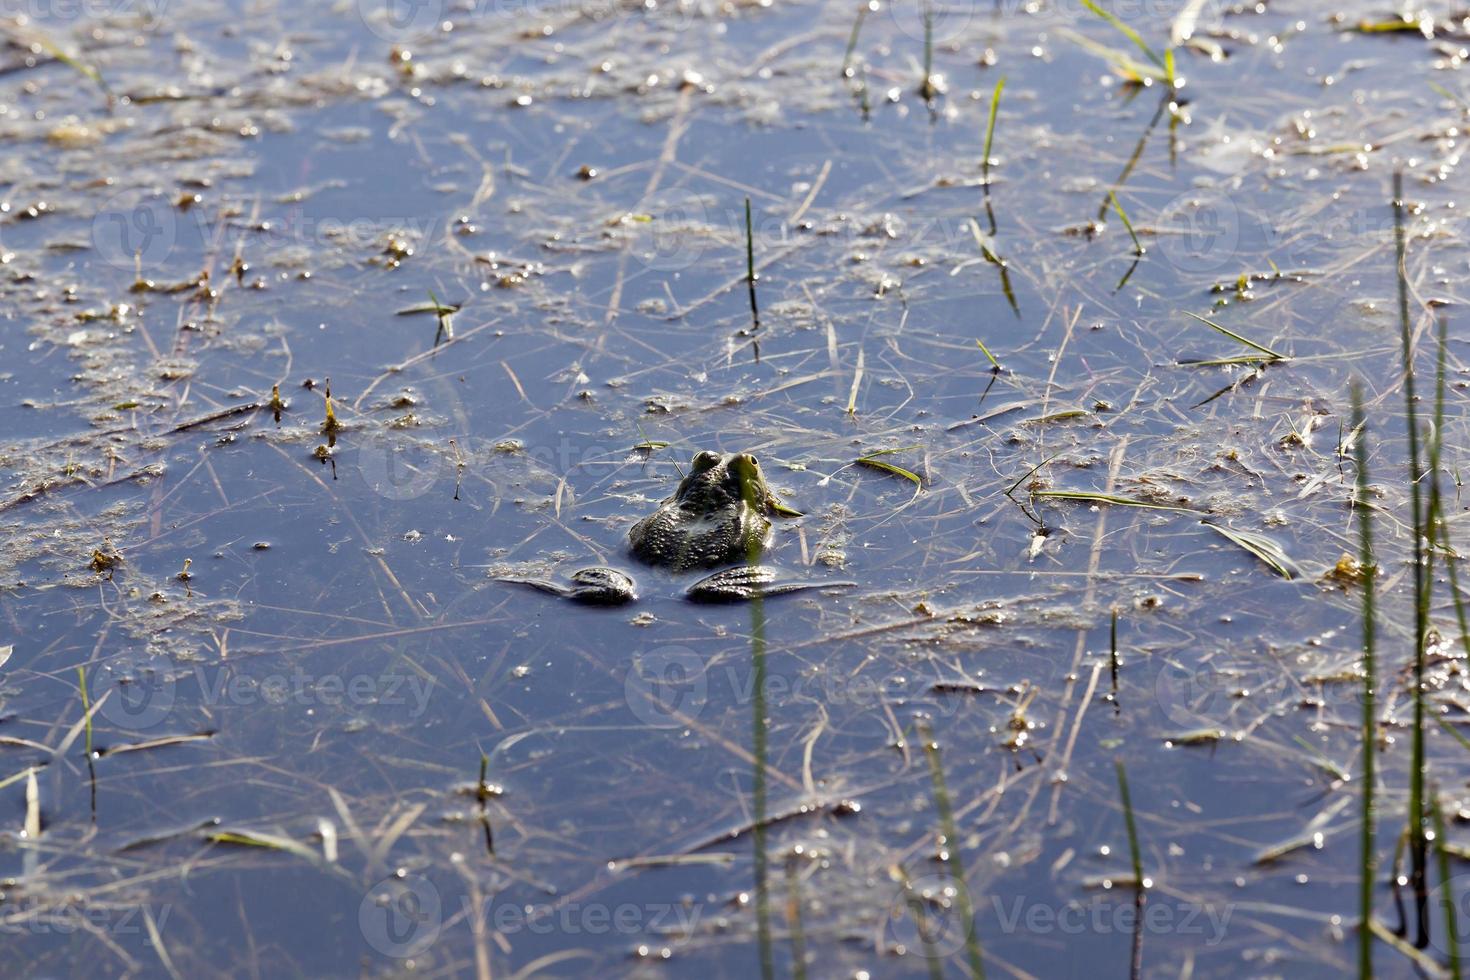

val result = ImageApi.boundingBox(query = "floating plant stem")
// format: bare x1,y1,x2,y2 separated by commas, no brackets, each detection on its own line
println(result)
1352,384,1376,979
785,858,808,980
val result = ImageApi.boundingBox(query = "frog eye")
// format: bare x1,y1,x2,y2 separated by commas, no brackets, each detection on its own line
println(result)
729,454,762,487
691,451,721,472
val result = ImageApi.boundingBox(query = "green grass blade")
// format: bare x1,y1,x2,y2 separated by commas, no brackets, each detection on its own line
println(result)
1081,0,1165,69
1115,759,1146,886
1108,191,1144,256
1182,311,1286,360
856,450,923,487
982,77,1006,177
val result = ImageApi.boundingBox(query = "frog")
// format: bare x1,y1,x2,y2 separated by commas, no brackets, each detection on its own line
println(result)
503,450,850,604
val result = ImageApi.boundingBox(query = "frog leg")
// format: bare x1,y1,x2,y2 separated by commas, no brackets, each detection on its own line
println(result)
685,566,854,603
500,567,638,606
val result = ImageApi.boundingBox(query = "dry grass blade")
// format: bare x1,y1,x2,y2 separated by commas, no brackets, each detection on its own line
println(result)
1057,29,1165,83
23,768,39,838
99,732,216,757
1170,0,1211,44
1202,522,1301,579
207,828,321,863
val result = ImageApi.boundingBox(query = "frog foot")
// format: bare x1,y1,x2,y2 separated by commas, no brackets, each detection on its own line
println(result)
500,567,638,606
685,565,855,603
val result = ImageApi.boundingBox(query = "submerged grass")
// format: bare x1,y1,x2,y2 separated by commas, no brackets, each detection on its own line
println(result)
840,1,869,78
1201,522,1300,580
1432,791,1462,978
918,721,985,979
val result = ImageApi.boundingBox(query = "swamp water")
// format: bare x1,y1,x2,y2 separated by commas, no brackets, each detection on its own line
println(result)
0,0,1467,975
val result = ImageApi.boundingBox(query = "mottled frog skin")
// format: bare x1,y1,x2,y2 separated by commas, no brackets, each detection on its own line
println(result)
628,451,777,570
502,451,850,604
